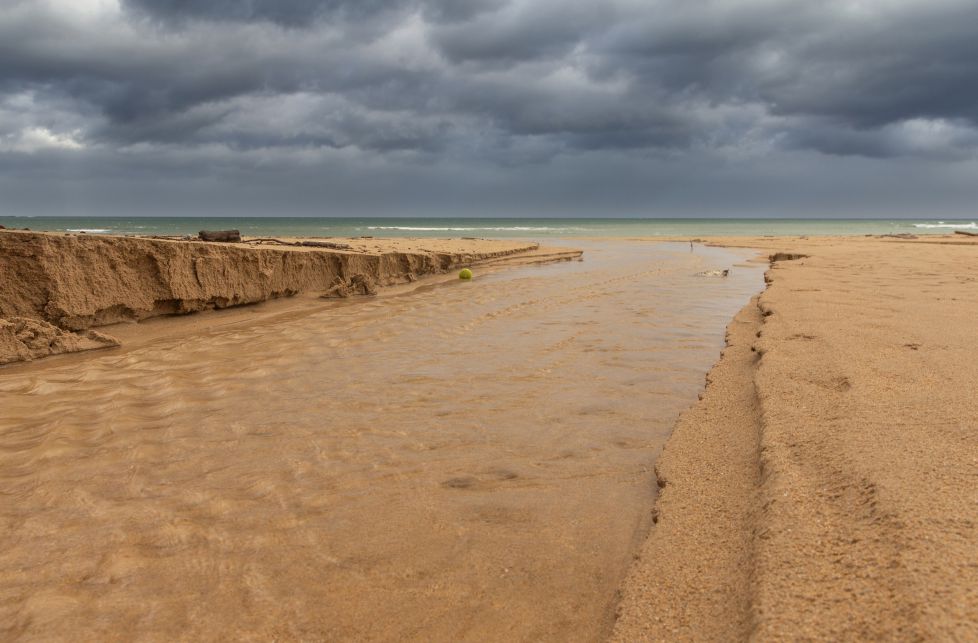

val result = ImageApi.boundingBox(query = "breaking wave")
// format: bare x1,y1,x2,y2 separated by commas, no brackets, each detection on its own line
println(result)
366,226,587,232
913,221,977,229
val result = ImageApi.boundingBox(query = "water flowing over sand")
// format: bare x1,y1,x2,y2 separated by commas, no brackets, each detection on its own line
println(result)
0,241,762,641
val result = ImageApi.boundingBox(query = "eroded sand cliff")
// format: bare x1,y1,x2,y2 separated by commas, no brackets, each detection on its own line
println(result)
0,230,539,365
0,317,120,366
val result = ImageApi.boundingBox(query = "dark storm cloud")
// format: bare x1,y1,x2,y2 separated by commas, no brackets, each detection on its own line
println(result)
1,0,977,216
123,0,504,27
124,0,406,26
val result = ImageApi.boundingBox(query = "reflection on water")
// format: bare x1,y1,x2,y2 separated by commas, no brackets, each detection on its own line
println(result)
0,241,762,641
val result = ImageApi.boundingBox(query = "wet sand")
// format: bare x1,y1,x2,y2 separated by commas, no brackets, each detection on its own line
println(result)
614,235,978,640
0,240,762,641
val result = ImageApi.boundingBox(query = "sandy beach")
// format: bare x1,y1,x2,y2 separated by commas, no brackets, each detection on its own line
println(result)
614,235,978,640
1,232,760,640
7,0,977,638
2,231,976,640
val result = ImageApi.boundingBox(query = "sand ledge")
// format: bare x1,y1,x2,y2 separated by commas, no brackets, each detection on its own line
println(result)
0,230,557,365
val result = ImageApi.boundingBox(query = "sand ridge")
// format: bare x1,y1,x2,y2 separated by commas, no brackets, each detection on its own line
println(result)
613,235,978,640
611,298,763,641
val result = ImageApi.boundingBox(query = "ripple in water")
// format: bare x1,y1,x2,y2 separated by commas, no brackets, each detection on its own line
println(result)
0,241,763,641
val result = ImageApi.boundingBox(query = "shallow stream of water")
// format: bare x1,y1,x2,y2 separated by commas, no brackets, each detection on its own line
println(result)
0,241,763,641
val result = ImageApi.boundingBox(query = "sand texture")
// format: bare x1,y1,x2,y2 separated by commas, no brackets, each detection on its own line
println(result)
0,317,120,366
0,241,761,641
0,230,540,364
613,235,978,641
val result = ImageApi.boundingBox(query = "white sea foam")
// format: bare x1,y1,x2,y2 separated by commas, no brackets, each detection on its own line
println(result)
366,225,587,232
66,228,112,233
913,221,977,229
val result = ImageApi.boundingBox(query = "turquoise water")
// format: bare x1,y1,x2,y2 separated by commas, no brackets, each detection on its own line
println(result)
1,216,975,239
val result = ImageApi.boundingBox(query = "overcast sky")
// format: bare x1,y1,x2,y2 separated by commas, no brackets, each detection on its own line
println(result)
2,0,977,218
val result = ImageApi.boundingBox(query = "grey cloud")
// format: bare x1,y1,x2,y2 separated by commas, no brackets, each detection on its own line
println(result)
746,3,978,129
419,0,507,24
1,0,977,217
781,117,978,161
429,1,610,65
123,0,407,27
122,0,504,27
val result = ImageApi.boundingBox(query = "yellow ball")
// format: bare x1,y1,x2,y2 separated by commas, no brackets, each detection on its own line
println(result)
459,268,473,280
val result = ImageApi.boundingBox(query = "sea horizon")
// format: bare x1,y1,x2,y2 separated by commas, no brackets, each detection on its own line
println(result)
2,215,975,239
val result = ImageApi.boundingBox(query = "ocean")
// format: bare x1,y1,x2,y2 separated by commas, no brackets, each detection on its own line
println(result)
0,216,975,239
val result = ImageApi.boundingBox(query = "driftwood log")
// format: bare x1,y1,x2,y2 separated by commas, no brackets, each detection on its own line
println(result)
953,230,978,237
243,237,289,244
199,229,241,242
242,238,352,250
298,240,352,250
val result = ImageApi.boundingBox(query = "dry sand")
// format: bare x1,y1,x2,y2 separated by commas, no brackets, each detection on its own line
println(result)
613,235,978,640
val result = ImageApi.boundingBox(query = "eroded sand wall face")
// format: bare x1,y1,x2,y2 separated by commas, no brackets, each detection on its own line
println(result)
0,230,535,364
0,317,120,366
0,231,525,330
610,298,764,641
